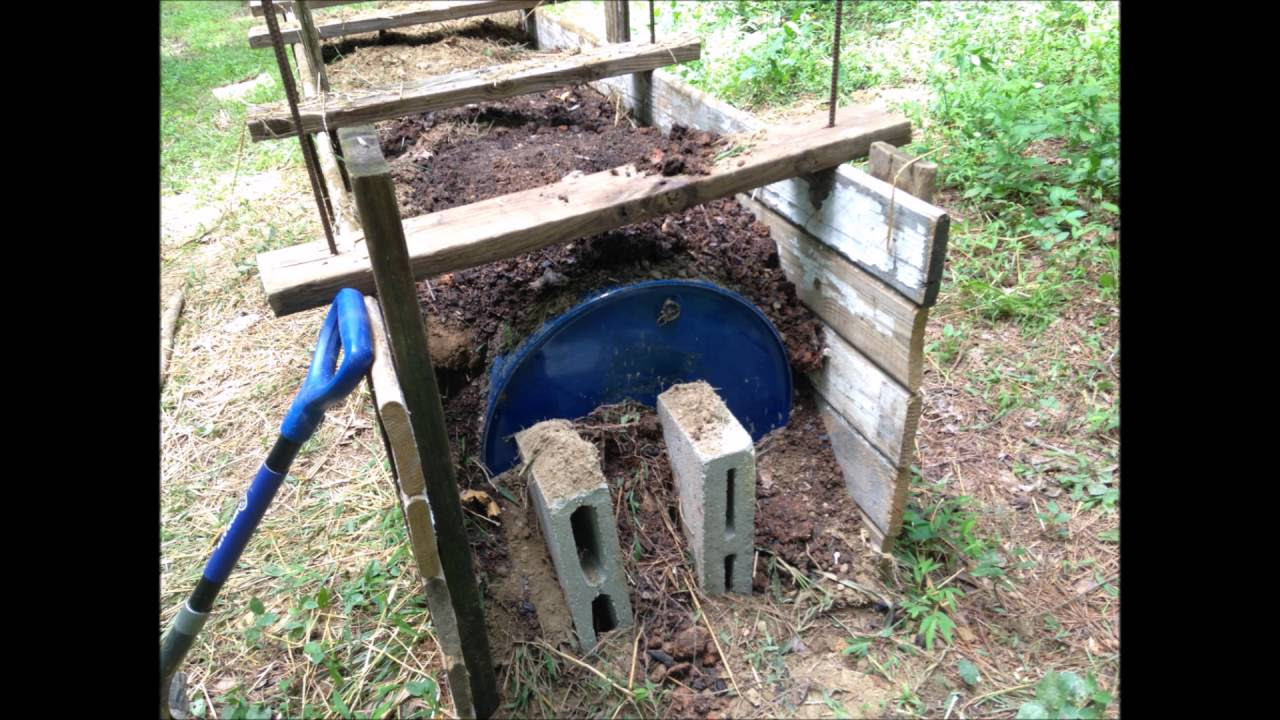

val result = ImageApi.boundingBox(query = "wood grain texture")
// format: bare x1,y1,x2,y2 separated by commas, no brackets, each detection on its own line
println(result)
341,124,498,717
249,0,540,47
533,12,949,307
816,396,910,550
868,140,937,203
258,106,910,315
808,324,920,468
366,296,441,579
287,27,361,237
293,2,329,93
250,0,355,17
754,166,948,307
742,195,928,391
366,303,475,719
247,35,700,140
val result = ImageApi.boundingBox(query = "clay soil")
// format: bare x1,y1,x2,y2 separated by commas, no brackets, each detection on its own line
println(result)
365,83,887,717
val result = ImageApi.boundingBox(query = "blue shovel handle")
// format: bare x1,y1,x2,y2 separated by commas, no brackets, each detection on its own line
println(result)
162,289,375,691
281,287,375,444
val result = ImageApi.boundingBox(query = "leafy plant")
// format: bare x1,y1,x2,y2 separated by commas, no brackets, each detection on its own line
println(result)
1037,501,1071,538
1016,670,1113,719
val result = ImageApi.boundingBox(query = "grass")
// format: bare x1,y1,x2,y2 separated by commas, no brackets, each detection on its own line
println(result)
161,1,298,195
163,2,1119,717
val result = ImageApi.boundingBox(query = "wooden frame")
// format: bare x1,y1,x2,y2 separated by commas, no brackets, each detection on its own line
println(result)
256,105,910,314
532,11,951,549
248,1,541,47
247,35,702,140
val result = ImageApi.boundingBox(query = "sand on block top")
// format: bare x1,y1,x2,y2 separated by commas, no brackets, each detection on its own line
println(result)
657,381,751,456
515,419,606,502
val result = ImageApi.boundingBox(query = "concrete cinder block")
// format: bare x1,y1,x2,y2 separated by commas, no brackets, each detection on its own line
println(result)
657,381,756,595
516,419,634,652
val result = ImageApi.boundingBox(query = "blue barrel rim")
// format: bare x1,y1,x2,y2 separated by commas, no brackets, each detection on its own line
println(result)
480,278,794,474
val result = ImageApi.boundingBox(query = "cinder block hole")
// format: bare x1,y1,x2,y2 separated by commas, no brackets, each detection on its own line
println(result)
724,553,736,590
592,593,618,633
570,505,604,585
725,468,736,534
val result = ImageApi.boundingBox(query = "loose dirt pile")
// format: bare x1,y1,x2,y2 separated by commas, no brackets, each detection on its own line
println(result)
478,395,882,719
356,72,880,719
371,86,826,488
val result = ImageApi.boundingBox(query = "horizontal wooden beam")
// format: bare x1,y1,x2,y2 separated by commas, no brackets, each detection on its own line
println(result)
247,35,700,141
534,13,948,308
257,106,910,315
249,0,357,18
248,0,540,48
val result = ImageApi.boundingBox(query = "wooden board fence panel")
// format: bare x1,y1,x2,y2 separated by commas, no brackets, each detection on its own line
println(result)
247,35,701,140
257,106,910,315
533,11,948,307
248,1,539,47
807,325,920,468
816,397,911,549
743,195,928,391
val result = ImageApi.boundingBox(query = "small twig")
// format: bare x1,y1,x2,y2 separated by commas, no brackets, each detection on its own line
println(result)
910,647,950,694
160,289,186,390
962,681,1037,712
683,573,741,698
531,641,632,697
627,622,644,691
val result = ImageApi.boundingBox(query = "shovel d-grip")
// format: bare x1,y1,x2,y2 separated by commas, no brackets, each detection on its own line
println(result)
161,288,373,717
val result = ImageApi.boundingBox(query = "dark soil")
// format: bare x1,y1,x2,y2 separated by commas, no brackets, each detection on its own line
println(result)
374,86,825,491
472,392,879,719
373,83,875,719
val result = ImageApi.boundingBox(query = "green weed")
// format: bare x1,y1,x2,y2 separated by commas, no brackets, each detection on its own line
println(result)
1016,670,1113,719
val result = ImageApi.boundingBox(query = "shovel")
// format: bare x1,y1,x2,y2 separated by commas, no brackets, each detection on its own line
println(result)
160,288,374,718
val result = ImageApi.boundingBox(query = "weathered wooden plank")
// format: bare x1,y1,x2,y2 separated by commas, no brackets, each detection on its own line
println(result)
868,140,936,204
808,324,920,467
533,12,948,307
249,0,356,18
742,194,928,391
365,296,476,718
816,396,911,551
258,106,910,315
290,31,359,236
755,167,948,307
247,35,701,140
249,0,539,47
342,124,498,717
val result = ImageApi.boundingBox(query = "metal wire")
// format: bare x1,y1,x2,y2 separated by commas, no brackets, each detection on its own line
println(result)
828,0,843,128
261,0,339,255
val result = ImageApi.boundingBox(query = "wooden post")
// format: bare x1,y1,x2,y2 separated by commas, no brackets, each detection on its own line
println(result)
294,1,329,93
603,1,652,126
337,124,499,719
521,6,538,49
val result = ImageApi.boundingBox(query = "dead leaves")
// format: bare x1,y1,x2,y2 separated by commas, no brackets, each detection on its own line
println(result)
461,489,500,519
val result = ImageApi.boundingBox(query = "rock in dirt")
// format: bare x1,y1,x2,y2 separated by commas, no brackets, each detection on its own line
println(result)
426,320,477,371
648,663,668,684
647,649,676,667
673,626,709,660
212,73,274,102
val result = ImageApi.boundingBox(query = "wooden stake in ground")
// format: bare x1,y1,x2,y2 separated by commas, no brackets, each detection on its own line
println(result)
604,0,652,126
294,1,329,93
160,289,185,390
337,124,499,719
259,0,338,255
